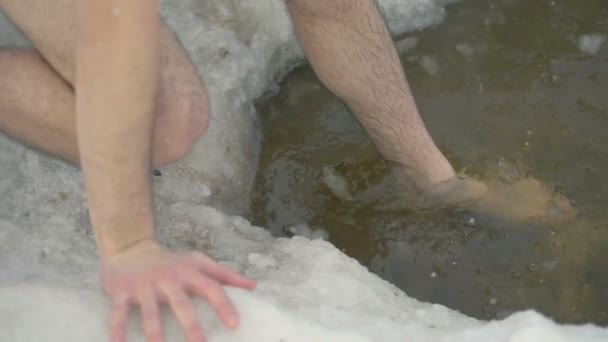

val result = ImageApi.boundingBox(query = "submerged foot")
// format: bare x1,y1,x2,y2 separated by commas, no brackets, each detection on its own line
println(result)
423,176,576,223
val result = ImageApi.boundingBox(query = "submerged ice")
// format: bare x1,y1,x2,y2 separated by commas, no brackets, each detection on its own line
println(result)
1,0,608,341
578,34,605,55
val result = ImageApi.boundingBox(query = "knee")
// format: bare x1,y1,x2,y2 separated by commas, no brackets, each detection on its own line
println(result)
284,0,373,19
153,84,210,167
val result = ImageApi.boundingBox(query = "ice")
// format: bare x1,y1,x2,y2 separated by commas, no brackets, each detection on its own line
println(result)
285,223,329,240
2,0,608,341
247,252,277,269
395,36,419,53
456,42,475,57
420,55,440,75
578,34,606,56
321,166,353,201
200,184,213,197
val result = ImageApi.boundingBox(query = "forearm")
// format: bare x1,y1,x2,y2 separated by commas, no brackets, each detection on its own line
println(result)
286,0,455,190
75,0,160,258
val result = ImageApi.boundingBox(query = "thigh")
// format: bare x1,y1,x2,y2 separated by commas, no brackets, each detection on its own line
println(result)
0,0,202,92
0,0,209,141
0,0,77,83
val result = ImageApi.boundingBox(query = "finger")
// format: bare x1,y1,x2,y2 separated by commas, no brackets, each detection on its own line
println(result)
190,252,256,289
158,280,206,342
184,271,241,330
108,294,130,342
137,288,164,342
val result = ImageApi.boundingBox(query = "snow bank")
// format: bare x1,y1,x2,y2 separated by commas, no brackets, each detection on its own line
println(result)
1,0,607,341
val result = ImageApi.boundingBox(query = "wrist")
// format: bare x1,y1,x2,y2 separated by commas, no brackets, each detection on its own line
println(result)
91,211,156,259
100,237,159,263
98,233,155,259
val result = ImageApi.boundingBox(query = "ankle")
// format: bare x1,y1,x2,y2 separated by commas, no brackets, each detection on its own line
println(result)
423,176,488,207
394,154,456,192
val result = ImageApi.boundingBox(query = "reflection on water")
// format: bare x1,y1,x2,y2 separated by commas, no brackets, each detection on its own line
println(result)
249,0,608,324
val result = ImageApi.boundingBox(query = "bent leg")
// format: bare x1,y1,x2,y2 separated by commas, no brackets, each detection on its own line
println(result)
0,49,78,162
0,0,209,166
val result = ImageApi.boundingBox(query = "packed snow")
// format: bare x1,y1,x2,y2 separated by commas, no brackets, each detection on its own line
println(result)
1,0,608,341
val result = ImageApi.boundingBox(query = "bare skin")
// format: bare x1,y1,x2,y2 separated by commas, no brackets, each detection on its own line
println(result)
0,0,208,166
285,0,574,222
0,0,254,341
0,0,575,341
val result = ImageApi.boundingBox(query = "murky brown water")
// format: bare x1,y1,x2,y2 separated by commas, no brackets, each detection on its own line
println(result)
248,0,608,324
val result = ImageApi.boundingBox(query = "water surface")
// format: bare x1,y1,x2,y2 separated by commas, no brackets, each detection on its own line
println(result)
249,0,608,324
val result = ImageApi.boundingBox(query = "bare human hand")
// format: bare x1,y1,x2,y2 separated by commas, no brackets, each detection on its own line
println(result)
101,239,256,342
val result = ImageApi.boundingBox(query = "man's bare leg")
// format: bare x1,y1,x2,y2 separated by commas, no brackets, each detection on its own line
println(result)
285,0,456,191
0,0,209,167
285,0,574,221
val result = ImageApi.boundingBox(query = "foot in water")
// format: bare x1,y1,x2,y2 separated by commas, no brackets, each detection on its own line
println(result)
424,176,576,223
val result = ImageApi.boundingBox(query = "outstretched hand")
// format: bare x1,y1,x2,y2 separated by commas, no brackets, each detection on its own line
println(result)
101,239,256,342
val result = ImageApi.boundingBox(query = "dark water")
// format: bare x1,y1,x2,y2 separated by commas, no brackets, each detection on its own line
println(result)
248,0,608,324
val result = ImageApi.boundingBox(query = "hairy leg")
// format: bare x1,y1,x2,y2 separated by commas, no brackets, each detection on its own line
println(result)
0,0,209,166
284,0,456,190
285,0,574,222
0,49,79,162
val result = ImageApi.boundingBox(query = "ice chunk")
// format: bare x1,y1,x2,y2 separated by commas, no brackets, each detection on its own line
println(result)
420,55,440,76
201,184,212,197
456,42,475,57
285,223,329,240
321,166,353,200
578,34,606,55
395,36,419,53
309,228,329,240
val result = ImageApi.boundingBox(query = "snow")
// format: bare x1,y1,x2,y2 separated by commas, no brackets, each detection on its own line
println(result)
285,223,329,240
1,0,608,341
